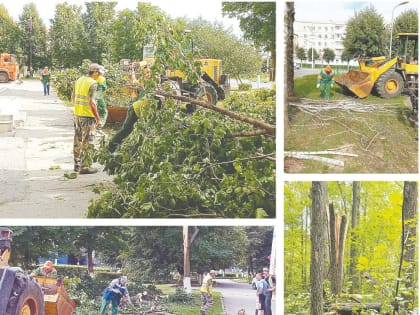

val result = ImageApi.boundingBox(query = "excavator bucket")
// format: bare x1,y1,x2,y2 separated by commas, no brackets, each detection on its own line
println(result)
334,70,375,99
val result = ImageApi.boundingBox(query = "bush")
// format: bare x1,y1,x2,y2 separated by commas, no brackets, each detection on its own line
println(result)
168,287,195,304
238,83,252,91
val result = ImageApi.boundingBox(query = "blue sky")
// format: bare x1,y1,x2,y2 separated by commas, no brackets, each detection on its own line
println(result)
294,1,418,24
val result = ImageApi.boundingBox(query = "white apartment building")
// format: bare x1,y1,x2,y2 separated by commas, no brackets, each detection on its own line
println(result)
294,20,347,64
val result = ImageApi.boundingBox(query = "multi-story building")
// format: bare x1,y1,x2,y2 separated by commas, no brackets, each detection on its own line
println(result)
294,20,347,65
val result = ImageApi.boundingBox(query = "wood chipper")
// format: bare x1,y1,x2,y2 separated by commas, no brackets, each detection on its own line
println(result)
335,33,418,98
0,227,76,315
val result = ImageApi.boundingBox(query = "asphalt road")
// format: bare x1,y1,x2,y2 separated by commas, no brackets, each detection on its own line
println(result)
0,79,111,218
213,279,276,315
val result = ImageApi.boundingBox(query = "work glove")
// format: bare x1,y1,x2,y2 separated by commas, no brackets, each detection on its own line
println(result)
316,84,320,89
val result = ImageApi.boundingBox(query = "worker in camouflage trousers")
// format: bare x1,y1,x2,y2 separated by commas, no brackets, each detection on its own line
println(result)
200,270,216,315
317,65,335,100
72,63,102,174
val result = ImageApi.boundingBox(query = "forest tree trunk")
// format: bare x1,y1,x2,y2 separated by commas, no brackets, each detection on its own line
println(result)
350,181,360,293
328,203,348,295
402,182,417,287
310,182,328,315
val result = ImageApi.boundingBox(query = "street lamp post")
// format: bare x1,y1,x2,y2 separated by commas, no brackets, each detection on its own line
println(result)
389,1,409,59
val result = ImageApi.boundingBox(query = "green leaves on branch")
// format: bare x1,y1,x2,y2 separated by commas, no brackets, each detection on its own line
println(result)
89,90,275,218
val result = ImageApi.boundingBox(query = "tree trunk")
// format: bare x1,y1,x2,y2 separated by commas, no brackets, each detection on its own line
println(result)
183,226,200,294
269,227,276,275
284,2,295,134
329,203,339,294
310,182,328,315
87,248,94,277
328,203,348,295
350,182,360,293
337,215,348,294
402,182,417,286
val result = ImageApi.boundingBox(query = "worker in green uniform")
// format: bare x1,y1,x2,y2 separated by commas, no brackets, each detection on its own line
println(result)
41,66,51,96
96,66,108,127
317,65,335,100
108,94,159,153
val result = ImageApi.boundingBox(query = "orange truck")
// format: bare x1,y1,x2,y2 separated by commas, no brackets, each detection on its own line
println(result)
0,53,19,83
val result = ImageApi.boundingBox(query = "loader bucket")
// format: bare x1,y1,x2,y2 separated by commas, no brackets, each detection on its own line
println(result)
334,70,374,98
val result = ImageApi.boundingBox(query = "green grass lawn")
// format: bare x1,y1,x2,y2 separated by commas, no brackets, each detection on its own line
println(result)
156,284,224,315
285,75,418,173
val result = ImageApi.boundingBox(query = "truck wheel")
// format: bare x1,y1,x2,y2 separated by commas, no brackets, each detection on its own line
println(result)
196,84,218,105
0,72,9,83
6,275,44,315
374,70,404,98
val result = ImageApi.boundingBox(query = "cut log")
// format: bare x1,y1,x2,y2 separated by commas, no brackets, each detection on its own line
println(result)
284,152,344,166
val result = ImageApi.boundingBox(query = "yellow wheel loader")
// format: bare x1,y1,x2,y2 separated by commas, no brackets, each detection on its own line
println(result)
335,33,418,99
125,43,230,106
0,227,76,315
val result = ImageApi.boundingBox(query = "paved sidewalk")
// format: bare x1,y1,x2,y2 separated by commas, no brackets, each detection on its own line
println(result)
214,279,276,315
0,80,111,218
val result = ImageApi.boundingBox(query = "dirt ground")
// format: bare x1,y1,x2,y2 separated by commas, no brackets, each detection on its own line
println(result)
0,80,112,218
284,97,418,173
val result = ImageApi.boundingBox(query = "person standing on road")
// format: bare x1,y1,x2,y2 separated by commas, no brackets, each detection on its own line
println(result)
316,65,335,100
72,63,102,174
31,260,57,277
262,268,276,315
41,66,51,96
255,273,268,315
96,66,108,127
200,270,216,315
100,276,132,315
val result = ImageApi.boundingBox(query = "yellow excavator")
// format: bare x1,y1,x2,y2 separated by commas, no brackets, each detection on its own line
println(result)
0,227,76,315
335,33,418,99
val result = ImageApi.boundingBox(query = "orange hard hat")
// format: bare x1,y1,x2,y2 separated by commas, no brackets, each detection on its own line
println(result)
325,65,332,72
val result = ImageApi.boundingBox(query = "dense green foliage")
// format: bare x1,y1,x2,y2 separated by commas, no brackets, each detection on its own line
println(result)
18,3,48,70
1,1,267,80
284,182,418,314
343,5,388,57
295,47,306,63
393,9,418,34
88,89,275,218
222,2,276,80
322,48,335,63
184,17,263,82
7,226,273,282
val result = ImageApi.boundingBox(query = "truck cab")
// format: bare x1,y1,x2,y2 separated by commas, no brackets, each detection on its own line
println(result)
0,53,19,83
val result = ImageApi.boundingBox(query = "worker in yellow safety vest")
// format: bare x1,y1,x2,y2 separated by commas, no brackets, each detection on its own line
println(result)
72,63,103,174
200,270,216,315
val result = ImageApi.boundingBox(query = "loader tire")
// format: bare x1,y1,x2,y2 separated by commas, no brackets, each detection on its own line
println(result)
374,70,404,98
0,71,9,83
6,274,44,315
196,84,218,105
